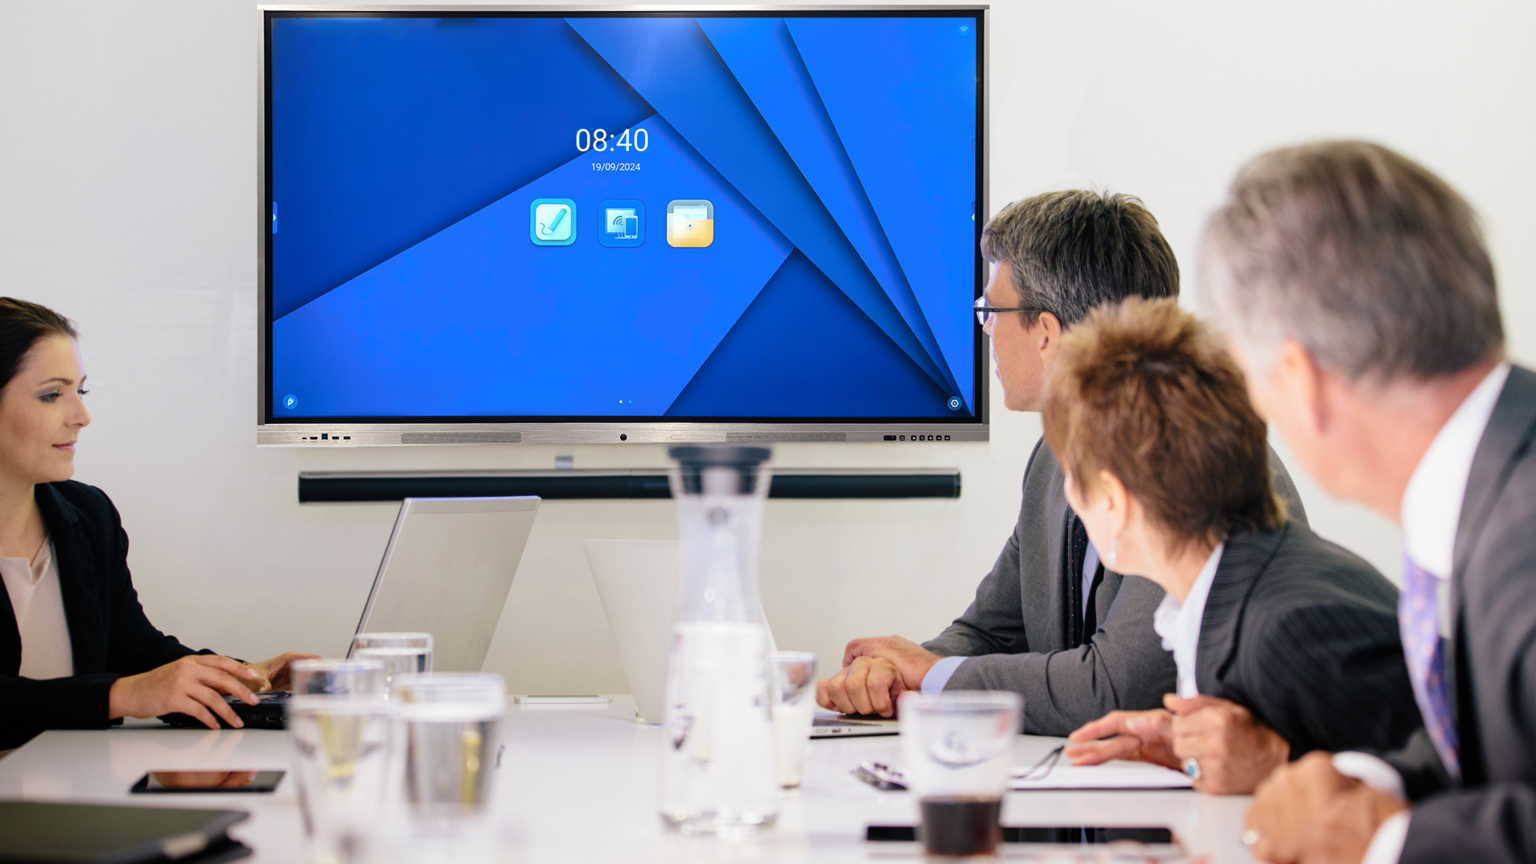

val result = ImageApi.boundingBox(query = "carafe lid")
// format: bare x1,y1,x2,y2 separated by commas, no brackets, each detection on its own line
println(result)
667,445,771,468
668,445,772,496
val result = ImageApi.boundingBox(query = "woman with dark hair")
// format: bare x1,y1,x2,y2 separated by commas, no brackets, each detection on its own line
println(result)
0,297,313,751
1046,298,1420,794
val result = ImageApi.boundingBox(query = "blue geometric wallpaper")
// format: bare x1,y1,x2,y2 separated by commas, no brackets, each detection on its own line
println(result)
267,14,979,419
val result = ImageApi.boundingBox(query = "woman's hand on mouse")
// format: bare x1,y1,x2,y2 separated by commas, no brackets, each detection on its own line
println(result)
108,655,263,729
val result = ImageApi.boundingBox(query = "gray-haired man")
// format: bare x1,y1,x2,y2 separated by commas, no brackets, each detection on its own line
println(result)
1202,141,1536,864
815,191,1309,760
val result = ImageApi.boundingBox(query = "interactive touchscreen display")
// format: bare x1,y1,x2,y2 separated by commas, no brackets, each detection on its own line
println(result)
265,12,982,422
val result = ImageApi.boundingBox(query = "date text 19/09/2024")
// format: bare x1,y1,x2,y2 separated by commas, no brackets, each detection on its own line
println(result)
592,162,642,172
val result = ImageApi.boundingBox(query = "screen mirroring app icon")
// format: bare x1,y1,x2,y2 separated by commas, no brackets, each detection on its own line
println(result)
599,200,644,247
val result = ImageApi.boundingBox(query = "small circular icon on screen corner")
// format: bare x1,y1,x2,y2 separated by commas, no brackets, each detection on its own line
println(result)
283,394,297,410
947,397,962,411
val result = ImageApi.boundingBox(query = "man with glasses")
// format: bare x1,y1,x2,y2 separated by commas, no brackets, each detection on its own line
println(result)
816,191,1309,757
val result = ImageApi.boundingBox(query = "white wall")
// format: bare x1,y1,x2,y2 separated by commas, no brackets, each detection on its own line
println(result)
1,0,1532,693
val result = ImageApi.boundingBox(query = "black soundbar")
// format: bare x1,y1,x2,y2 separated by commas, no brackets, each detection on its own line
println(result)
298,470,961,503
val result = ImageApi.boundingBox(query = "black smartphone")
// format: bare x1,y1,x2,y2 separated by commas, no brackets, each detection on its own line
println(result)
867,825,1176,845
131,770,285,794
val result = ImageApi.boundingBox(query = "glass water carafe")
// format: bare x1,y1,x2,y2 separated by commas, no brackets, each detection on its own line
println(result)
659,445,778,836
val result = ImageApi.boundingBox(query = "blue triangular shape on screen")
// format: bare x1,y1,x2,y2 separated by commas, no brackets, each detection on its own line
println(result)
785,17,978,413
566,16,957,399
698,17,962,399
666,249,956,418
269,16,654,320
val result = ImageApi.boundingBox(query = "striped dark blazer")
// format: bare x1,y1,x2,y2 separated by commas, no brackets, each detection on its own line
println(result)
1195,521,1420,758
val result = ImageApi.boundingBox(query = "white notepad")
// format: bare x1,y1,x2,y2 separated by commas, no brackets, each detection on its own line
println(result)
1010,762,1193,791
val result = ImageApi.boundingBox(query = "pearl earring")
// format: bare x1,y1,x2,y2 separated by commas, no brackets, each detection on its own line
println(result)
1108,537,1119,568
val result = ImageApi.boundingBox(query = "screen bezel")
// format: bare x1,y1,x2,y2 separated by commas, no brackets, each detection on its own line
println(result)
256,5,989,445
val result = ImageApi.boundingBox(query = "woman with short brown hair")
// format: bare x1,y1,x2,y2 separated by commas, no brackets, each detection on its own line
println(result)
1046,297,1419,794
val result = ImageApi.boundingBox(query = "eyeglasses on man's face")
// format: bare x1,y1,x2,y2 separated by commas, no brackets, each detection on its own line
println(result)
974,295,1049,328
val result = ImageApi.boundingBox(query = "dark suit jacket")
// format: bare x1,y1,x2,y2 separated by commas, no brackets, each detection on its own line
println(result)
1385,366,1536,864
0,481,203,750
1197,522,1419,757
923,439,1307,735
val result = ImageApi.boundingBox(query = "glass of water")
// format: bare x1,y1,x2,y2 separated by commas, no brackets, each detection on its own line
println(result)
352,633,432,673
899,691,1021,860
286,659,393,864
768,651,818,789
395,673,506,841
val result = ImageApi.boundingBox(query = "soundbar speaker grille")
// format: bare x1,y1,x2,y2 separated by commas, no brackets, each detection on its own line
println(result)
725,432,847,443
399,431,522,445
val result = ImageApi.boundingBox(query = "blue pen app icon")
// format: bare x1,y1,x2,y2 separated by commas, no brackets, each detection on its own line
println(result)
530,198,576,246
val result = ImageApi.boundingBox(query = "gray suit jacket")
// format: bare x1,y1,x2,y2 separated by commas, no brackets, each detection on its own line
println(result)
1388,366,1536,864
1197,522,1418,758
923,439,1306,735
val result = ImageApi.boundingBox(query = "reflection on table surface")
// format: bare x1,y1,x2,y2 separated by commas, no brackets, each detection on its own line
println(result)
146,771,262,790
0,696,1256,863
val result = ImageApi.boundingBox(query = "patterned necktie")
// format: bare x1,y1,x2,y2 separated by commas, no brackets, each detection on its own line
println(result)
1400,555,1460,782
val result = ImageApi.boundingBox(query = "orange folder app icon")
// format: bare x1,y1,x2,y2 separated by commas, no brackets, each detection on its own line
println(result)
667,200,714,247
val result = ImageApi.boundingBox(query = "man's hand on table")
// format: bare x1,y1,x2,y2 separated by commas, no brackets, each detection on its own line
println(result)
844,636,944,689
1245,751,1407,864
1167,694,1291,794
814,635,943,717
816,656,906,716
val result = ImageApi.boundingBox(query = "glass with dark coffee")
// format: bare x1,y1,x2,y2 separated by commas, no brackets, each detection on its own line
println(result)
899,691,1021,859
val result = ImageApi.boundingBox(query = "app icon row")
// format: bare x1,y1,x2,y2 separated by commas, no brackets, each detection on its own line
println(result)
530,199,715,248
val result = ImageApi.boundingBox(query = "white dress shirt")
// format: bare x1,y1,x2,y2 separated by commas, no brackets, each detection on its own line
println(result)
0,537,73,680
1338,362,1511,864
1151,543,1224,699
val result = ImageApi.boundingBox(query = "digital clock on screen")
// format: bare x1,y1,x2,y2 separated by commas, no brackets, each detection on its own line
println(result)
576,127,649,153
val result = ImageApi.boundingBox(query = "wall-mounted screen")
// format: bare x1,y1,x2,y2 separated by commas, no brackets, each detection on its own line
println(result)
260,8,986,444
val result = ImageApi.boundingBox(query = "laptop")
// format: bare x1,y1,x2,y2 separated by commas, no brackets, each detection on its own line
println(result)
583,539,897,737
164,496,539,729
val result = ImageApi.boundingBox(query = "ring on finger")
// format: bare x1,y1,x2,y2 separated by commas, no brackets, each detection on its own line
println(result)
1183,757,1201,781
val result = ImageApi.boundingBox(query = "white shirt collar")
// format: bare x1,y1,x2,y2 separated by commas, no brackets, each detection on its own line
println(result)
1151,542,1225,699
1400,363,1511,580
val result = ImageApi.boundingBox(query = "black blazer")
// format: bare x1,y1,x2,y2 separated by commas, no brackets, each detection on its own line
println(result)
1387,366,1536,864
1196,521,1420,758
922,441,1308,736
0,481,202,750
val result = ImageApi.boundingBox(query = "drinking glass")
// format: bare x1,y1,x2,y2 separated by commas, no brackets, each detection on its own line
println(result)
352,650,426,698
898,691,1022,860
352,633,433,676
768,651,818,789
395,673,506,841
286,659,393,864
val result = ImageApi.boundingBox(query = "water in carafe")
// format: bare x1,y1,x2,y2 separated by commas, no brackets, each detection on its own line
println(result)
659,445,778,836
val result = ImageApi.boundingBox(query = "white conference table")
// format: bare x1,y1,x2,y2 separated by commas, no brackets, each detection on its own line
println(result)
0,696,1256,862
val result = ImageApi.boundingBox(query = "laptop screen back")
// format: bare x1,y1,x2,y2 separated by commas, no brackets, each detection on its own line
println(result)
355,496,539,672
